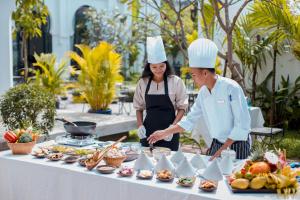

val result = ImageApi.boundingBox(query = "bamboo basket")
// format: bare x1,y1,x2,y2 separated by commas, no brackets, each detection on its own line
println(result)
103,156,126,167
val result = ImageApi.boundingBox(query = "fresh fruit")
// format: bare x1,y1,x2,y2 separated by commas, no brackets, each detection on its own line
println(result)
265,183,276,190
249,162,271,174
264,151,279,171
244,172,254,180
275,174,289,189
250,177,267,189
264,152,279,165
241,168,247,175
234,171,243,179
231,178,249,189
3,131,18,143
18,133,33,143
228,175,236,184
248,143,268,162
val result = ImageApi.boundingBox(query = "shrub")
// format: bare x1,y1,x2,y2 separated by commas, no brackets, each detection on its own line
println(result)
0,84,56,134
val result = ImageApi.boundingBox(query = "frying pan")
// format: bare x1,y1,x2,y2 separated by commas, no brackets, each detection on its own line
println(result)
55,118,96,136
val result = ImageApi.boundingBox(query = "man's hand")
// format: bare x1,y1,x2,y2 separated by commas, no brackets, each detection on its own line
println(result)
209,138,234,161
209,148,223,161
147,130,169,144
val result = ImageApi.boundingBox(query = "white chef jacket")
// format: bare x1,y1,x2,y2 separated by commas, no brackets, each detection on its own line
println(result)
178,75,251,143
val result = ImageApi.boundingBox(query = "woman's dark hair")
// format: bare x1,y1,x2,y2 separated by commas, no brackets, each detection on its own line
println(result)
141,61,175,78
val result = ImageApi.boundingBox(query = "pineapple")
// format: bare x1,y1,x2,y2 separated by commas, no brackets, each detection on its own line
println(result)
248,142,268,162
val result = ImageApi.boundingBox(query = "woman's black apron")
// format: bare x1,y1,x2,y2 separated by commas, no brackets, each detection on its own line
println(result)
140,76,179,151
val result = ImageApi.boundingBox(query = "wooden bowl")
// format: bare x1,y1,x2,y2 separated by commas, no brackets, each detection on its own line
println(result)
7,141,36,155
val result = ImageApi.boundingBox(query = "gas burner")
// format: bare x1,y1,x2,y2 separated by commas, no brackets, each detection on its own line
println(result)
55,133,96,147
69,134,93,140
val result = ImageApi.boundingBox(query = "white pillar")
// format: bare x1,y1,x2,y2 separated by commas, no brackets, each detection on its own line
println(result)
0,0,15,95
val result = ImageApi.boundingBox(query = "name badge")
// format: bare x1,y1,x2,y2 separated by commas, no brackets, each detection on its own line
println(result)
217,99,225,104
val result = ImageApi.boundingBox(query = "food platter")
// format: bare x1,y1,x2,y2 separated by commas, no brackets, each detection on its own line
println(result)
177,177,196,187
199,180,218,192
136,170,153,180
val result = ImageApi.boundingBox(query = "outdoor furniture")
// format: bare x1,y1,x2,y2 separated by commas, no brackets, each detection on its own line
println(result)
250,122,285,145
0,140,290,200
118,94,133,115
187,90,198,112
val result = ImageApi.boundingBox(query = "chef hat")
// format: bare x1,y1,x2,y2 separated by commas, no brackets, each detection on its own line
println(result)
147,36,167,64
188,38,218,68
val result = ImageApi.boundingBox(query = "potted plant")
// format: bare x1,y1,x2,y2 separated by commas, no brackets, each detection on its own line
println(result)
0,84,56,135
32,53,68,109
3,128,40,154
69,42,123,114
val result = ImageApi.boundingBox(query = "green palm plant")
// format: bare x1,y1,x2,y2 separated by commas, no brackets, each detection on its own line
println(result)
33,53,67,96
249,0,300,59
248,0,300,124
233,15,273,103
69,42,123,112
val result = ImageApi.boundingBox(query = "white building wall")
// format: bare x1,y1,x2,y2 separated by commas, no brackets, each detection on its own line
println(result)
0,0,15,95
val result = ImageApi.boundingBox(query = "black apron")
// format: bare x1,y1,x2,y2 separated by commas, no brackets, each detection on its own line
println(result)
207,138,250,159
140,76,179,151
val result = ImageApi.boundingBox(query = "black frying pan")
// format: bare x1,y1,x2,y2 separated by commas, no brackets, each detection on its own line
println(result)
55,118,96,136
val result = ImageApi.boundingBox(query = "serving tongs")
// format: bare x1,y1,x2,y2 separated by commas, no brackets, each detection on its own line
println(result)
85,136,127,170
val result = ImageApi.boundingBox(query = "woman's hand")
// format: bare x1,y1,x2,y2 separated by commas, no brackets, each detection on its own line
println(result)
147,130,169,144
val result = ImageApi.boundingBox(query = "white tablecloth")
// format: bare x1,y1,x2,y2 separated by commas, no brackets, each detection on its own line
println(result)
192,107,265,147
0,141,292,200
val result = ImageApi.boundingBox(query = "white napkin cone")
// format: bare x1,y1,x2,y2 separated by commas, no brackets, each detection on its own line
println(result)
133,152,154,171
175,157,196,177
170,148,185,166
219,154,234,175
201,159,223,181
155,154,175,172
190,153,207,170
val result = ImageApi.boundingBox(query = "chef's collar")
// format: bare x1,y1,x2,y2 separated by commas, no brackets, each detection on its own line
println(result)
204,75,220,96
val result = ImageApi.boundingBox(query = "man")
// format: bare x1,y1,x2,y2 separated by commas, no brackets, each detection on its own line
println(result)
148,38,251,160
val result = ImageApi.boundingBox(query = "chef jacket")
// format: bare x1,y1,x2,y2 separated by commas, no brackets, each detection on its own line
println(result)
178,75,251,143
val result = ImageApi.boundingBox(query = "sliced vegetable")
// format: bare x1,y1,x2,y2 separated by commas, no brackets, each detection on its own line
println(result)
3,131,18,143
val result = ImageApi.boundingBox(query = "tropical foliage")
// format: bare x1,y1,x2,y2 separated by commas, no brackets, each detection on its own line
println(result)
12,0,48,81
256,72,300,129
69,42,123,111
32,53,68,96
249,0,300,60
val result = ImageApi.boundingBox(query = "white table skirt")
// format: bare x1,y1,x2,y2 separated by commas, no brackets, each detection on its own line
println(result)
192,107,265,146
0,141,291,200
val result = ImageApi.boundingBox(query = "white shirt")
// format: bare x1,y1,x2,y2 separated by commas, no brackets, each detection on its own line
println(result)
133,75,188,111
178,75,251,143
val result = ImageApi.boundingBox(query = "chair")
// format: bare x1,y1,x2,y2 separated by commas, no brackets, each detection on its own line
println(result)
250,122,285,145
118,93,133,116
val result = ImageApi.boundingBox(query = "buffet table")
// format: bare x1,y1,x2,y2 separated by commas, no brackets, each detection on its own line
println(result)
0,141,298,200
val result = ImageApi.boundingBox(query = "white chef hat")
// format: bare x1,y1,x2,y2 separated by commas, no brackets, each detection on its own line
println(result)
188,38,218,68
147,36,167,64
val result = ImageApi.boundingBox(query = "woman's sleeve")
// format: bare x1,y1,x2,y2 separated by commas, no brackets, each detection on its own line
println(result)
175,77,188,110
133,79,146,110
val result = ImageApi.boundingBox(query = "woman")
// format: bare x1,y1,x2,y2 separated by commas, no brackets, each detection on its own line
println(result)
133,36,188,151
